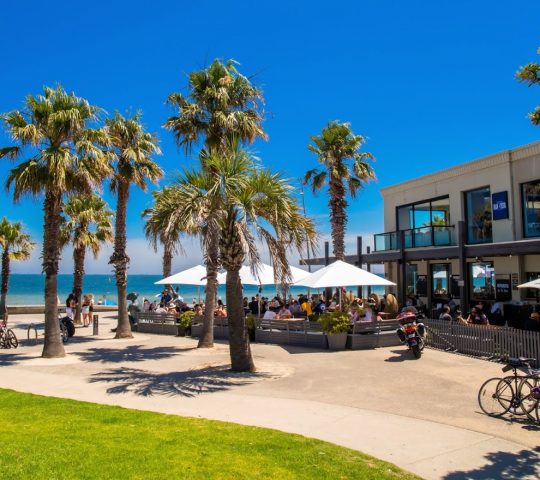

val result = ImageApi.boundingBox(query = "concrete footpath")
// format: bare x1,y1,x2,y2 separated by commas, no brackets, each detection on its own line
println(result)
1,313,539,480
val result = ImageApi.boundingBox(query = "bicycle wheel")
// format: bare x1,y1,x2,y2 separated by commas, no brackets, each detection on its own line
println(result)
0,330,6,348
503,375,530,416
478,377,514,417
519,376,540,422
6,329,18,349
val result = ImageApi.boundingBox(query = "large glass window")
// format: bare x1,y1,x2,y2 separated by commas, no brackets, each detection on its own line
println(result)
470,262,495,300
397,197,450,231
465,187,492,244
406,264,418,296
522,180,540,238
432,264,450,299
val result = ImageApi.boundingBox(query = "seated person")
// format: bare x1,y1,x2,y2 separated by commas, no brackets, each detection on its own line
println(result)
276,305,292,319
215,304,227,317
467,307,489,325
289,300,302,316
439,305,452,322
313,299,326,315
193,304,203,316
154,302,168,313
263,309,276,320
524,311,540,332
300,298,313,316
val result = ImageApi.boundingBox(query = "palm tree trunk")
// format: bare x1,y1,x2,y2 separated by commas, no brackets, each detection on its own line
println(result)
162,243,173,278
0,249,10,321
226,266,255,372
111,179,132,339
198,230,219,348
42,190,65,358
72,246,85,325
329,174,347,261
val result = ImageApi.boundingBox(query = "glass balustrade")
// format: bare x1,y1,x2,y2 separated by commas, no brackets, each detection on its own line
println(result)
374,225,454,251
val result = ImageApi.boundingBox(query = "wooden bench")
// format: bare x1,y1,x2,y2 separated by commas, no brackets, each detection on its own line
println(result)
255,319,327,348
348,319,402,350
190,316,229,339
134,312,178,335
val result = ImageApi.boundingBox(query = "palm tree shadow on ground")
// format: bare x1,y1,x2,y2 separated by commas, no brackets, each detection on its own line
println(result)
74,345,190,363
443,448,540,479
0,352,34,366
89,365,269,397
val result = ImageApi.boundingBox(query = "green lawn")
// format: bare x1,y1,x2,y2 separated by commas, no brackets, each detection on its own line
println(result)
0,388,420,479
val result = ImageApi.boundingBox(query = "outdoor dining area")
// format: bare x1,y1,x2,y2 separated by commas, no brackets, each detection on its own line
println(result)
133,260,401,351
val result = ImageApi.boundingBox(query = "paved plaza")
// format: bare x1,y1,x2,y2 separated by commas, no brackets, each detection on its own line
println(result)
1,312,539,480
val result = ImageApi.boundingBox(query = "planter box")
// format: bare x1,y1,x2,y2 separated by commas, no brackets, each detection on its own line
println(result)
327,332,348,350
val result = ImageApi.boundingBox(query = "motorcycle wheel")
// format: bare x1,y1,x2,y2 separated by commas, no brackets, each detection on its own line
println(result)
412,344,422,359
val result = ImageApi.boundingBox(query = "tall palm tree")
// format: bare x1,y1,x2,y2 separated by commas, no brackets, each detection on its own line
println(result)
106,112,162,339
0,218,34,321
60,193,113,324
142,187,184,279
516,48,540,125
0,85,111,357
164,58,267,349
170,148,316,371
304,121,375,261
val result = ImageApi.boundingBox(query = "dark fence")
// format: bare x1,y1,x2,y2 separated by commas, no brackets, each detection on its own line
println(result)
425,319,540,365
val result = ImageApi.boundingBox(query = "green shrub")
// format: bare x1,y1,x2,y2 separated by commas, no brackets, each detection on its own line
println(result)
245,313,256,330
179,310,195,328
318,311,351,334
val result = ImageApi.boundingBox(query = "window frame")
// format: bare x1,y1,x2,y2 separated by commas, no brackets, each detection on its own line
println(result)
463,186,492,244
521,178,540,239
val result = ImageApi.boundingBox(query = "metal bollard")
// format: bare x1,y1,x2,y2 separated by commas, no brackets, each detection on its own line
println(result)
92,314,99,335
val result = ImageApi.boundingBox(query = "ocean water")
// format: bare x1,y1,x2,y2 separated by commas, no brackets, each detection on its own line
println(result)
5,274,385,305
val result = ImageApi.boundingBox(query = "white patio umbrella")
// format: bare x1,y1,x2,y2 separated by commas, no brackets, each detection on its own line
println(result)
217,263,310,285
294,260,395,289
155,264,208,303
155,265,207,286
517,278,540,289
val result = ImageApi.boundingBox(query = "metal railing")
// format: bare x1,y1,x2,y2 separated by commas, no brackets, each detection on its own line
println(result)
424,319,540,365
373,225,455,251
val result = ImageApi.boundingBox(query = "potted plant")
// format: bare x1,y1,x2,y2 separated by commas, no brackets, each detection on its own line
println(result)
245,313,256,342
319,311,351,350
177,310,195,337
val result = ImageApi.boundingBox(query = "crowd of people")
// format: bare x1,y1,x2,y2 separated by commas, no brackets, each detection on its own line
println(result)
63,292,94,326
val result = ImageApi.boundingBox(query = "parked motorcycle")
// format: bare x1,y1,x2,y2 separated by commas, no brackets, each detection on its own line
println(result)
396,309,425,359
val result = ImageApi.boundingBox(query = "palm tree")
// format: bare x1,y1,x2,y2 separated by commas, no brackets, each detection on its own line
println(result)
170,148,316,371
164,58,267,349
142,187,184,279
106,112,162,339
304,121,375,261
0,218,34,321
516,48,540,125
0,85,110,357
60,193,113,324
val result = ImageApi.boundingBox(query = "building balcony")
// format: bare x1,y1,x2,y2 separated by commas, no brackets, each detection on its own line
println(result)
374,225,456,252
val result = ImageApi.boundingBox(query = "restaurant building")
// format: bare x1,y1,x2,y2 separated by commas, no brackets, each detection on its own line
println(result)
307,141,540,323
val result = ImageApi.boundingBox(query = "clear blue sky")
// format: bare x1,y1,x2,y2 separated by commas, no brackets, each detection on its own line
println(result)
1,0,540,273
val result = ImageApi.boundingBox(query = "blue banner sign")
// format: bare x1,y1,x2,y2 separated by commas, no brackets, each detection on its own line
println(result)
492,191,509,220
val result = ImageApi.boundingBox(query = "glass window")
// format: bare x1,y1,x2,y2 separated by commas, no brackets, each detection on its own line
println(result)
432,264,450,299
431,198,450,226
406,264,418,296
522,180,540,238
397,205,413,230
470,262,495,301
465,187,492,244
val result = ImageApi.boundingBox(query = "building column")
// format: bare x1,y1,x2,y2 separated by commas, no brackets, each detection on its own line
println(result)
356,236,363,298
399,229,407,306
458,220,469,312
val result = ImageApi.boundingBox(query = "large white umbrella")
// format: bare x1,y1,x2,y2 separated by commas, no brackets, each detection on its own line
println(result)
217,263,310,285
155,265,207,286
517,278,540,290
294,260,395,289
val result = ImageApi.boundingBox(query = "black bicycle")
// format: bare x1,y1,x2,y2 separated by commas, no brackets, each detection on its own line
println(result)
478,356,540,422
0,319,18,349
